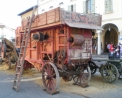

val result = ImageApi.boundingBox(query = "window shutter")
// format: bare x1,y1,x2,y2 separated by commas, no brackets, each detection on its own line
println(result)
105,0,108,13
68,5,71,11
105,0,113,13
83,1,86,14
109,0,113,12
73,4,76,12
91,0,95,13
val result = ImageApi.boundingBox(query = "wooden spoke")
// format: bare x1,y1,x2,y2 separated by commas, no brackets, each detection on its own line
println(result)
73,65,91,87
42,62,60,94
101,64,119,83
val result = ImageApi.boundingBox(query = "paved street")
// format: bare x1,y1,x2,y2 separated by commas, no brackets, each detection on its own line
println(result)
0,70,122,98
0,55,122,98
0,71,84,98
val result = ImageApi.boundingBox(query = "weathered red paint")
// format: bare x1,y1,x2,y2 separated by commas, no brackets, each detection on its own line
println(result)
15,7,101,72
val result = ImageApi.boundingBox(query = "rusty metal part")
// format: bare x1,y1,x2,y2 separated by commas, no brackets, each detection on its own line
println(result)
32,32,49,42
32,32,44,42
62,76,72,82
69,34,85,46
54,50,66,69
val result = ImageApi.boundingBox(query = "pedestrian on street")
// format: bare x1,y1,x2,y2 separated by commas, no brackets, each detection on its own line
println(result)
119,43,122,57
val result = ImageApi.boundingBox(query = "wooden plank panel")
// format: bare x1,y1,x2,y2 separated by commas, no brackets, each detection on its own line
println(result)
47,8,56,24
37,13,47,26
31,16,37,28
55,8,60,22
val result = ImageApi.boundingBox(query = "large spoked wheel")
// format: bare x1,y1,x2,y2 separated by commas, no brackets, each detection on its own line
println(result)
88,61,97,75
1,44,6,58
72,65,91,87
101,63,119,83
42,62,60,94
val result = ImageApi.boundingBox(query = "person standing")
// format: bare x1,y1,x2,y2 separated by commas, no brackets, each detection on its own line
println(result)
109,43,114,54
119,43,122,57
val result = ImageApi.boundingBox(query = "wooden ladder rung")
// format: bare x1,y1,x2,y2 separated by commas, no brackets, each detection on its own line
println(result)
21,46,25,48
13,86,17,89
16,73,20,75
17,66,21,68
13,6,36,92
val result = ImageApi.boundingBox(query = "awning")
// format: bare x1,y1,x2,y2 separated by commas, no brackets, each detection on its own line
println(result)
65,22,103,30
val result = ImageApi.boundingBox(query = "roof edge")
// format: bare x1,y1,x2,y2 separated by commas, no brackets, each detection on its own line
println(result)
18,5,37,16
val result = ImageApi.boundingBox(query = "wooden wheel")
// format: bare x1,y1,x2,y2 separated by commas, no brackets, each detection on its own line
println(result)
1,44,6,58
101,63,119,83
72,65,91,87
88,61,97,75
42,62,60,94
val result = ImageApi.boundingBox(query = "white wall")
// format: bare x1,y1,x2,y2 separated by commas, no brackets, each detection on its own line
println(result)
38,0,83,14
38,0,122,31
92,0,122,20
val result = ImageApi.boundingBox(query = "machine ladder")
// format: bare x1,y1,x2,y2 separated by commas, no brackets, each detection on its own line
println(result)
13,7,36,91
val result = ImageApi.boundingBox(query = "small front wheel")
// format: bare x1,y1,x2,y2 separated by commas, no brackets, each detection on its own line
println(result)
101,63,119,83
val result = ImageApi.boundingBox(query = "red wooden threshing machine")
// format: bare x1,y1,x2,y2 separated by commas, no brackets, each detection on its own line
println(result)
13,7,102,94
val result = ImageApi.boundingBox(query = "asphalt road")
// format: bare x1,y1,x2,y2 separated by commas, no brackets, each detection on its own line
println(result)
0,59,122,98
0,71,84,98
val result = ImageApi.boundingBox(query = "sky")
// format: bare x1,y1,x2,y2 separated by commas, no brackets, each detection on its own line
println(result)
0,0,37,39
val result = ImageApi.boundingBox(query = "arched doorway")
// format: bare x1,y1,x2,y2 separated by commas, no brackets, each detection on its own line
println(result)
104,29,118,52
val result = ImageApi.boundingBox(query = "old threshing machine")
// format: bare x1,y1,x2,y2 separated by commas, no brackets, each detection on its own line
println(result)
13,7,102,94
1,38,18,69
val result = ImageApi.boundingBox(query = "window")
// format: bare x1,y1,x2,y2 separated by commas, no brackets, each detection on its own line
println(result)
105,0,113,13
59,2,64,9
42,9,45,11
70,0,76,1
68,4,76,12
83,0,95,14
59,2,63,5
50,6,53,8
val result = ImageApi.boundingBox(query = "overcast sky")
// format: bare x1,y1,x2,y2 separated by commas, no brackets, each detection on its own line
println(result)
0,0,37,39
0,0,37,28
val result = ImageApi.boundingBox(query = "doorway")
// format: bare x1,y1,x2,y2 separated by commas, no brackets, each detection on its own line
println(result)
104,29,118,52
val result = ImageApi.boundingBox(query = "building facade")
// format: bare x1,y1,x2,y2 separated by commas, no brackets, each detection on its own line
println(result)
18,5,38,20
37,0,122,54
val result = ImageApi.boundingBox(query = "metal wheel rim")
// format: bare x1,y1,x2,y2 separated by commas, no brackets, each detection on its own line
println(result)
73,65,91,85
42,62,60,94
101,64,119,83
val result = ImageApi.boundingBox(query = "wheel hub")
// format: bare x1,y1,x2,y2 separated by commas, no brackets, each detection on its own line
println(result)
46,75,52,79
